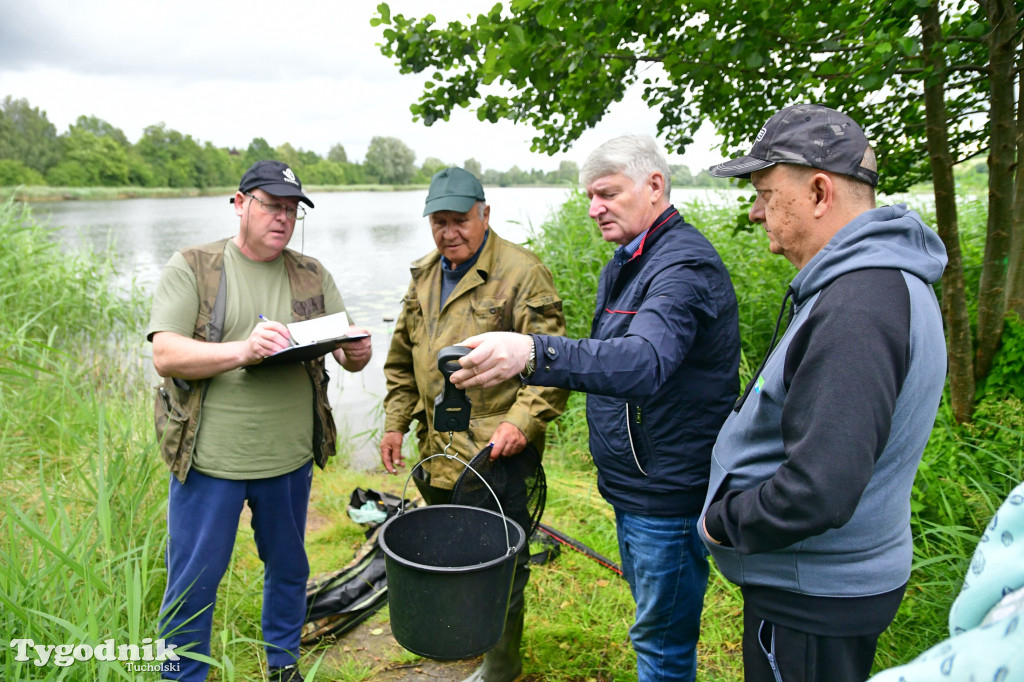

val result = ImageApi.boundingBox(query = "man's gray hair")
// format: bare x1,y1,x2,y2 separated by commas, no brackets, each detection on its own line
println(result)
579,135,672,198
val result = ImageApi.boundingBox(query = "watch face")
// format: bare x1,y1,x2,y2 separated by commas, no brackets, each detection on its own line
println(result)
521,346,536,378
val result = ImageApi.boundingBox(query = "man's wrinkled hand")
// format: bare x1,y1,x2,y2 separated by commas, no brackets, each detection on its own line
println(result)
245,318,292,364
451,332,533,389
336,325,372,371
489,421,527,458
380,430,405,474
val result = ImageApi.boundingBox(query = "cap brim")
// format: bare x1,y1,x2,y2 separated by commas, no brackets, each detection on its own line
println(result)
253,182,314,208
422,195,478,217
707,156,776,179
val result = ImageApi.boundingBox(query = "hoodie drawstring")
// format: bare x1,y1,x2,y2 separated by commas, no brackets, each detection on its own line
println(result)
734,287,795,413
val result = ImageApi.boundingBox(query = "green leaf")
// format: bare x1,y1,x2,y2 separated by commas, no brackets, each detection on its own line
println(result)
898,36,919,55
537,2,557,26
507,22,526,44
964,21,987,37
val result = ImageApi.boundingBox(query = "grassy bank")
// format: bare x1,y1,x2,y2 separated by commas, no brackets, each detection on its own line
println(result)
1,189,1020,680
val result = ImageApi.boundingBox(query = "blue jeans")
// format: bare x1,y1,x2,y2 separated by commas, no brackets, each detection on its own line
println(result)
159,461,313,681
615,509,710,682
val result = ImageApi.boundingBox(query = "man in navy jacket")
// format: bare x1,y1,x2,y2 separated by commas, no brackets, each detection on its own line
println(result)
451,135,740,682
702,104,948,682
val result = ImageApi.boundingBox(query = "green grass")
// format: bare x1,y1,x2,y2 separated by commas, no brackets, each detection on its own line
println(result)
0,189,1019,680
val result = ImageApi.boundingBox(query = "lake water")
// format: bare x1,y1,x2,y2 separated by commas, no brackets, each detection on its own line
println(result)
36,186,741,468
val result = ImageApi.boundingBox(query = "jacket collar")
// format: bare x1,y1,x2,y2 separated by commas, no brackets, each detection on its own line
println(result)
621,206,681,265
410,229,502,304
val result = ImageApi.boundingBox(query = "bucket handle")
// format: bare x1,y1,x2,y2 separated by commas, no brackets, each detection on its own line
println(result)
400,453,517,556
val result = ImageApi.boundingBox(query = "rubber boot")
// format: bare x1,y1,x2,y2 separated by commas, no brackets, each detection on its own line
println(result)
460,607,524,682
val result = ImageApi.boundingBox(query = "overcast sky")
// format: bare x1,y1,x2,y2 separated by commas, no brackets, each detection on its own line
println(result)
0,0,728,174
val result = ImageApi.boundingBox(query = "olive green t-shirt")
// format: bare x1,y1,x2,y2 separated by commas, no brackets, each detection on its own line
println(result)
147,239,348,479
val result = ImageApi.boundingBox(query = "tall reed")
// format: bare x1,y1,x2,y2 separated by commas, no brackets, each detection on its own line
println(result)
0,196,167,680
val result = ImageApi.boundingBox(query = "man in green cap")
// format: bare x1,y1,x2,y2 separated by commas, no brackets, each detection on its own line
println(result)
380,167,568,681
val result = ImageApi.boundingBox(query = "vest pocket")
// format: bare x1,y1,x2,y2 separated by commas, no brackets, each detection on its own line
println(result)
154,380,199,482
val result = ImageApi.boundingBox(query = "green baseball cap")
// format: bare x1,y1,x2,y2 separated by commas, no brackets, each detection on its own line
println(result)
423,167,486,216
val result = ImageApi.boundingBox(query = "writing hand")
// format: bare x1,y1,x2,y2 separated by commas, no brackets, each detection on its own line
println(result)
245,317,292,364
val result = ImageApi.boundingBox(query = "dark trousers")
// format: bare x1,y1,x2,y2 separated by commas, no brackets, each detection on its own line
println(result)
743,608,881,682
159,461,313,681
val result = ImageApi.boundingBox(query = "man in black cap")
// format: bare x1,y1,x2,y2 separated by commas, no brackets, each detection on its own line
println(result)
381,166,568,682
698,104,948,681
147,160,372,681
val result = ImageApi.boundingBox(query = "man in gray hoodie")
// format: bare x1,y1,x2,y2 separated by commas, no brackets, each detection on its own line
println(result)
701,104,948,682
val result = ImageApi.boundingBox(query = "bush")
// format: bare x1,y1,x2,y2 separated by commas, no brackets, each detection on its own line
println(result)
978,313,1024,401
0,159,46,186
302,160,348,185
44,159,90,187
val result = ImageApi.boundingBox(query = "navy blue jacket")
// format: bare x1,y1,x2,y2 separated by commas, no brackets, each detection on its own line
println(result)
528,207,740,516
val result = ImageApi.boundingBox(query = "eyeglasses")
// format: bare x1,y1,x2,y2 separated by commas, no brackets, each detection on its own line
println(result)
245,192,305,221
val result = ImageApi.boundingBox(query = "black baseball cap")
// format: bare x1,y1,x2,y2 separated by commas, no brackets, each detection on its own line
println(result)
423,167,486,216
234,160,314,208
708,104,878,187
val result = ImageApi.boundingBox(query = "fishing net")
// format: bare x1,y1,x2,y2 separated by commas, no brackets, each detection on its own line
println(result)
448,443,546,540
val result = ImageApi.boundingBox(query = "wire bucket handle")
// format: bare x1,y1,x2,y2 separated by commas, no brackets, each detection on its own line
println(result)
400,453,516,556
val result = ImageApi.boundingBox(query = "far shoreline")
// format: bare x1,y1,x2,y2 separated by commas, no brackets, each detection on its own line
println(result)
4,182,943,204
3,183,578,203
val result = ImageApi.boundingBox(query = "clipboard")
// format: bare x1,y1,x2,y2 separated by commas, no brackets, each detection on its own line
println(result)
258,333,369,366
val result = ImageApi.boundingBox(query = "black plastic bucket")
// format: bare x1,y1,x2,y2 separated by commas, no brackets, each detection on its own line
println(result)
378,503,525,659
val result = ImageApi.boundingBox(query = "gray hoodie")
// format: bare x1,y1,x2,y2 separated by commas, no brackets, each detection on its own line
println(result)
700,203,947,602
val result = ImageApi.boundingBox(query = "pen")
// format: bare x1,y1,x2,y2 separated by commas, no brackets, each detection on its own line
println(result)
258,315,297,347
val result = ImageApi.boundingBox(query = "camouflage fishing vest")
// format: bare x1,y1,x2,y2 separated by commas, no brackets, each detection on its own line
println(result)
154,238,337,483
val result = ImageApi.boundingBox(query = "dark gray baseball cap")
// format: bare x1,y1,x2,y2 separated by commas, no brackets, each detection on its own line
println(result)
708,104,878,187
